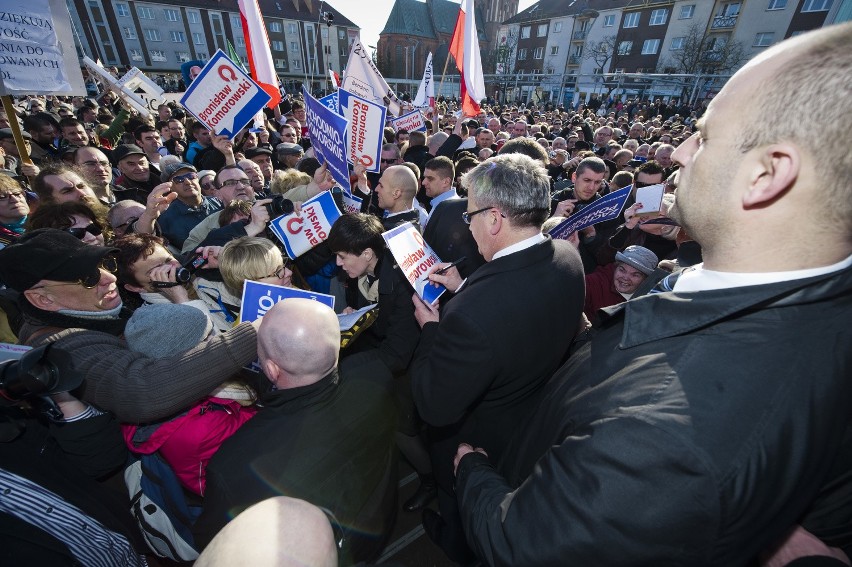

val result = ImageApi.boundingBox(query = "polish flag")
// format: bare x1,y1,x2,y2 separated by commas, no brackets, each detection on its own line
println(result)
238,0,281,108
329,69,341,88
449,0,485,116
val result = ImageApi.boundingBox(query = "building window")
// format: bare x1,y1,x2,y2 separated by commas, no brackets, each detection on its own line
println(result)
288,23,297,34
521,26,531,39
272,40,283,51
116,3,129,17
193,32,204,45
292,59,302,70
164,9,179,22
236,36,245,46
534,47,543,59
130,48,143,61
680,5,695,19
546,67,554,74
150,49,167,61
603,14,615,27
802,0,832,11
122,26,136,40
649,8,669,25
269,21,282,33
230,15,241,29
340,45,347,56
290,41,298,51
196,52,208,60
338,29,346,40
623,12,640,28
754,32,774,46
321,27,328,39
767,0,787,7
550,45,559,55
617,40,632,55
554,21,562,32
176,51,191,63
276,58,285,68
137,6,154,20
537,24,547,36
614,68,625,74
517,48,527,60
641,39,660,54
169,31,184,42
144,28,161,41
188,11,200,24
670,37,685,50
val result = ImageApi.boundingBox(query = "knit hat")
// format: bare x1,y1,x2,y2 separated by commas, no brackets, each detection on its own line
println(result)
0,228,117,292
615,245,658,276
124,303,214,358
160,161,196,182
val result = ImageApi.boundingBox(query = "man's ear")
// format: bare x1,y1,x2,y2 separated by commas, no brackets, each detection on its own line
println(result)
262,358,281,385
23,288,57,311
489,208,503,236
742,143,799,208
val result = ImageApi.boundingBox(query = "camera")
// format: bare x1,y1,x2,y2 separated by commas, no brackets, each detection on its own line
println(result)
175,253,208,283
265,195,295,218
0,344,83,402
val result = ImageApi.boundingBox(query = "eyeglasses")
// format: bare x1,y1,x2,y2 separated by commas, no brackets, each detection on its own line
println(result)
462,206,496,224
80,160,111,169
171,172,198,184
32,256,117,290
200,182,214,190
262,261,292,280
66,223,103,240
220,178,252,187
113,216,138,232
380,158,398,164
0,191,25,201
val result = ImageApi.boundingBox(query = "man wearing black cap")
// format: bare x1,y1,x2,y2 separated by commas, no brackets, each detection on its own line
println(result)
113,144,160,202
244,147,274,189
156,162,222,249
275,142,303,171
0,128,40,179
0,229,259,423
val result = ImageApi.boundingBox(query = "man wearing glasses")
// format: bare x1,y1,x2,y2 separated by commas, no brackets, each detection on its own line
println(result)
0,229,260,423
409,153,585,562
156,162,222,249
73,146,117,206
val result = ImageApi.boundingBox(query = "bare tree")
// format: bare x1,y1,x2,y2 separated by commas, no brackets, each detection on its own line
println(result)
583,35,625,98
658,23,747,75
491,27,520,103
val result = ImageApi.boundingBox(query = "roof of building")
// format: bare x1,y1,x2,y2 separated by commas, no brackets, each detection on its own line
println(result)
504,0,634,25
381,0,487,41
146,0,357,28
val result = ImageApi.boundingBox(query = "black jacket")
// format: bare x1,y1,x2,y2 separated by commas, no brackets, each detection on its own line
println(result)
422,198,485,279
456,266,852,566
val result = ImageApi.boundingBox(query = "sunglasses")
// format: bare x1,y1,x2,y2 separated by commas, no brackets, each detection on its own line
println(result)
172,172,198,184
380,158,398,164
66,223,103,240
32,256,117,289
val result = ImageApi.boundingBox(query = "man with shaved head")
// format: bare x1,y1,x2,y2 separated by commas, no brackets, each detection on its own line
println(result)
194,299,397,565
375,164,421,229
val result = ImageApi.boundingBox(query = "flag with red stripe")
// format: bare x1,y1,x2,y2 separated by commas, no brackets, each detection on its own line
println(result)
449,0,485,116
238,0,281,108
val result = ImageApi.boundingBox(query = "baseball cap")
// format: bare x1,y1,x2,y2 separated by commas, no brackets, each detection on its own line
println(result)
112,144,146,166
160,161,196,182
244,147,272,159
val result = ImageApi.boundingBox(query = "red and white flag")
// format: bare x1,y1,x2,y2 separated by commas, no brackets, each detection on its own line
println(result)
329,69,341,88
449,0,485,116
238,0,281,108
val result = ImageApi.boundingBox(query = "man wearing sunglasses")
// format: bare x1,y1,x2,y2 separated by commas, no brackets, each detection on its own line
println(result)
156,162,222,249
0,228,260,424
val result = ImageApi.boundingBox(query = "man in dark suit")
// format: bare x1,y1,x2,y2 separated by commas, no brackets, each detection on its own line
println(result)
194,299,397,565
422,197,485,279
410,153,586,561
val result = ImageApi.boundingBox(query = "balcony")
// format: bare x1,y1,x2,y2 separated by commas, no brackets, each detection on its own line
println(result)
572,30,589,41
711,15,738,29
569,55,582,64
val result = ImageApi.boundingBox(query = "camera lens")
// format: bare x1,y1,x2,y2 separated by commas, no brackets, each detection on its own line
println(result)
265,195,294,218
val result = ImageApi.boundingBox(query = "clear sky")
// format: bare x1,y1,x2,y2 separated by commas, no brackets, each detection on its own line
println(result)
335,0,538,52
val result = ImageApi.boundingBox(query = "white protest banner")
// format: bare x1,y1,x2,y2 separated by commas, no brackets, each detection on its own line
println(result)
549,186,632,240
338,88,386,174
303,86,351,190
341,40,404,116
341,192,363,215
391,110,427,133
382,222,446,305
0,0,86,95
82,56,152,117
180,50,271,139
268,191,342,259
412,52,434,111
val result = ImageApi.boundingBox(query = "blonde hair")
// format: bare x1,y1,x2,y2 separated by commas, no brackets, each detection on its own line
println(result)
219,237,282,295
269,169,312,195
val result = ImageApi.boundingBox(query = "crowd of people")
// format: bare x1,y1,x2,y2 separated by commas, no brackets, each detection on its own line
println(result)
0,23,849,567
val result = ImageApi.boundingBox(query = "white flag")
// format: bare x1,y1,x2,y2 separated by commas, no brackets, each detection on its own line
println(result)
412,52,435,110
341,41,404,116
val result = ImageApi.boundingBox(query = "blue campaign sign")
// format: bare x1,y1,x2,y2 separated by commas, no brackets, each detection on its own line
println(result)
303,86,351,190
319,92,339,113
180,50,272,139
239,280,335,323
549,186,632,241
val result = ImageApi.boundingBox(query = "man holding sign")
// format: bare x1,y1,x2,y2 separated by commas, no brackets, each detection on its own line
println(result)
410,153,585,561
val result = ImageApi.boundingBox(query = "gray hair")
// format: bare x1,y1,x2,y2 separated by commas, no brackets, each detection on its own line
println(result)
461,153,550,228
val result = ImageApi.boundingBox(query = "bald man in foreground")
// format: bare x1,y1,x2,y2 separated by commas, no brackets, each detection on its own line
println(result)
192,299,398,565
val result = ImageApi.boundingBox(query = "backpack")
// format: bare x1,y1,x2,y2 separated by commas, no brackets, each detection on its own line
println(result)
124,453,202,561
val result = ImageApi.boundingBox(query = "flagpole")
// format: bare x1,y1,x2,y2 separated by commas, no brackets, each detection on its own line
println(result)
436,54,452,134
